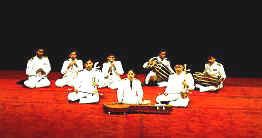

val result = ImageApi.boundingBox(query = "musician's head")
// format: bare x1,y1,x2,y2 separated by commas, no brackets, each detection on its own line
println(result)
208,56,216,65
36,48,45,58
158,49,167,59
127,70,136,80
69,50,78,60
84,59,94,71
107,53,116,63
174,64,184,74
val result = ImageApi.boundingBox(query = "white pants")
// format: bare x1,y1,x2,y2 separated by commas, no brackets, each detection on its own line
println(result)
103,76,121,89
55,78,74,87
195,84,223,92
156,93,189,107
121,97,142,104
145,71,168,87
24,76,50,88
68,92,99,104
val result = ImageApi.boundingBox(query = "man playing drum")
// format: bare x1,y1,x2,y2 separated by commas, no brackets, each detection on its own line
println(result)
143,49,174,87
194,56,226,92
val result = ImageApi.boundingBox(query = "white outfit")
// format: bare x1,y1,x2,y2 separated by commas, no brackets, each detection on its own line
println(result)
67,69,99,104
143,56,174,87
55,58,83,87
156,72,194,107
101,61,124,89
117,78,143,104
24,56,51,88
195,61,226,92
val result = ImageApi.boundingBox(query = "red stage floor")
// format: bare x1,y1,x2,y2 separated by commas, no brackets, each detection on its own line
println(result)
0,70,262,138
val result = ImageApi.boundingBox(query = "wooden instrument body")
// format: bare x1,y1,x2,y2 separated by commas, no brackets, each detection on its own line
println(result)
103,103,173,114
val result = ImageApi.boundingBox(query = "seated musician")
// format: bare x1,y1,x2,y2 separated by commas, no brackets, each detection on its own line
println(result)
101,53,124,89
143,49,174,87
117,70,144,104
195,56,226,92
67,59,100,104
55,50,83,87
156,64,195,107
24,48,51,88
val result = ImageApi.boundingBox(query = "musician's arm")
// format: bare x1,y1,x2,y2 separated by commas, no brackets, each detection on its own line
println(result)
186,73,195,90
115,61,124,75
41,57,51,75
26,58,35,76
102,63,109,77
76,60,83,71
117,81,124,103
61,61,69,74
137,81,143,103
142,61,149,68
219,65,226,82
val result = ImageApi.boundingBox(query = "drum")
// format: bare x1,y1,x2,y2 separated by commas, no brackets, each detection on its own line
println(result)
193,72,221,86
147,57,173,82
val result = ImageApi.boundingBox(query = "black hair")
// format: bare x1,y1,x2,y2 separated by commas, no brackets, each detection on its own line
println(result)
85,58,93,63
34,48,46,56
67,48,79,56
127,69,136,74
159,48,167,53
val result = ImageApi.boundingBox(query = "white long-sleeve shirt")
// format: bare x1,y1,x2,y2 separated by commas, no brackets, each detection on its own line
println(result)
117,78,143,104
165,72,195,94
60,58,83,77
203,61,226,79
143,56,174,73
102,61,124,77
73,69,97,93
26,56,51,76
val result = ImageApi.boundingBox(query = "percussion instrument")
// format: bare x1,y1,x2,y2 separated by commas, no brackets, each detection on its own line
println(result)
193,72,221,86
147,57,173,82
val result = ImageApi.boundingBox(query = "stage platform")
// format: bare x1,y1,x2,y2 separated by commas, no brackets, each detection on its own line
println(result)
0,70,262,138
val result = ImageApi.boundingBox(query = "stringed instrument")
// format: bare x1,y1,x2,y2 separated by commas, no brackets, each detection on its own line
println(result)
103,102,173,115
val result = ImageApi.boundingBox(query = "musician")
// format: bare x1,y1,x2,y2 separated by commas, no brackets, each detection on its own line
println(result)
143,49,174,87
55,50,83,87
24,48,51,88
67,59,100,104
156,64,194,107
117,70,143,104
101,54,124,89
195,56,226,92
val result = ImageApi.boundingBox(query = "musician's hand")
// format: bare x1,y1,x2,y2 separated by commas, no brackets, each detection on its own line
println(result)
94,62,100,70
74,89,78,93
92,81,98,87
148,60,156,68
36,68,45,75
92,89,98,94
68,61,76,68
36,68,42,73
219,78,225,82
181,92,188,99
182,80,189,88
111,64,116,71
203,72,208,76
